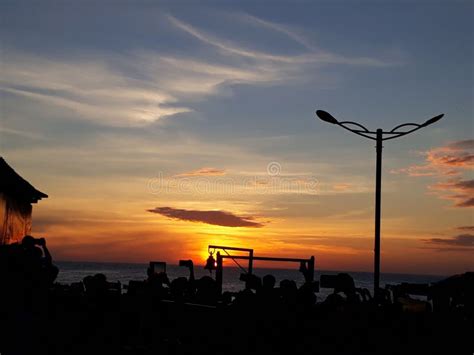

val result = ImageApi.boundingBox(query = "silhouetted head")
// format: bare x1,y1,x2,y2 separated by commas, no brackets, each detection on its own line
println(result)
197,276,216,290
196,276,217,305
334,273,356,294
263,274,276,289
170,277,188,298
280,279,297,291
21,236,43,261
83,275,94,291
246,274,262,290
93,273,107,285
22,235,36,249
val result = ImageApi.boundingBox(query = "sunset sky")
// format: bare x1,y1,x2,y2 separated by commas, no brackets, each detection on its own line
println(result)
1,1,472,275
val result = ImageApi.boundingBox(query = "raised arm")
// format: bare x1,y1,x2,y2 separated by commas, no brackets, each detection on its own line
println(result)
39,238,52,265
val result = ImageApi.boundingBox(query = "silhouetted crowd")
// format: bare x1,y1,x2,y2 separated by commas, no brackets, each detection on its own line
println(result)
0,236,473,355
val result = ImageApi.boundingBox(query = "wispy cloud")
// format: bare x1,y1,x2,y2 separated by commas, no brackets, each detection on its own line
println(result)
457,226,474,231
423,233,474,250
426,140,474,170
393,140,474,208
167,15,307,63
174,167,226,177
0,126,44,140
0,54,190,126
1,13,394,128
235,12,318,51
392,139,474,177
332,183,353,192
455,198,474,208
167,14,392,67
429,178,474,207
0,49,295,127
148,206,264,227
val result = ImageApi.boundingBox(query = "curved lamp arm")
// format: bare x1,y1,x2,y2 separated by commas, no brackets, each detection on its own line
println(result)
383,114,444,141
338,121,377,140
315,110,377,140
316,110,444,142
339,121,371,132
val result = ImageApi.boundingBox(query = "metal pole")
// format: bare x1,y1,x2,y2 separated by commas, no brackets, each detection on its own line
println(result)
216,252,223,296
308,256,315,283
249,249,253,275
374,129,383,299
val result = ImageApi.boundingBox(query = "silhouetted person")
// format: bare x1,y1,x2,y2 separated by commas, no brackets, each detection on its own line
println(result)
299,261,313,283
432,272,474,314
242,273,262,291
22,235,58,284
179,259,197,298
279,279,298,307
169,276,189,302
334,273,360,304
257,274,279,307
323,273,360,310
195,276,218,305
298,282,317,306
263,274,276,289
145,269,170,299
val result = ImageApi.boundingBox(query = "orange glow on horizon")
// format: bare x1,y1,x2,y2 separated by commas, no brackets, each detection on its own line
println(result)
29,180,473,275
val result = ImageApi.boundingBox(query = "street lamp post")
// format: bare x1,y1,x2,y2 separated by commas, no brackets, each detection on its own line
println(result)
315,110,443,299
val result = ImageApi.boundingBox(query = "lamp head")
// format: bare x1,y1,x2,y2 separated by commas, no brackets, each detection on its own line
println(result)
316,110,339,124
422,114,444,127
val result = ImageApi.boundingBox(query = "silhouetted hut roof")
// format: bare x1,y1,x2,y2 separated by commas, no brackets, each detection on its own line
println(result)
0,157,48,203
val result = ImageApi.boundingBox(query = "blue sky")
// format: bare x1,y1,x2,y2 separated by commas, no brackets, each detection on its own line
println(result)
1,1,471,146
1,0,472,272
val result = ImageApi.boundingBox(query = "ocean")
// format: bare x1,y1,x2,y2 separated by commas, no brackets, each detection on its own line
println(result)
55,261,445,299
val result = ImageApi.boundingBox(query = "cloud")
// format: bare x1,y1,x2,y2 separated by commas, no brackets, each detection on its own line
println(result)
427,147,474,170
1,13,394,128
167,15,308,64
429,178,474,208
457,226,474,231
167,14,392,67
236,12,317,51
399,139,474,177
143,55,282,96
332,183,353,192
1,49,284,128
390,165,439,177
174,167,226,177
431,179,474,191
148,206,264,227
0,54,191,127
423,234,474,248
456,197,474,208
0,126,44,140
0,48,295,127
448,140,474,151
394,140,474,208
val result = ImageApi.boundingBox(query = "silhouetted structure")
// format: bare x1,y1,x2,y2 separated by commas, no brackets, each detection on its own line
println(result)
315,110,443,299
205,244,316,295
0,157,47,244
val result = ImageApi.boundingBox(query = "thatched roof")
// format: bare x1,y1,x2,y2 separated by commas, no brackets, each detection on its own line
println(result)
0,157,48,203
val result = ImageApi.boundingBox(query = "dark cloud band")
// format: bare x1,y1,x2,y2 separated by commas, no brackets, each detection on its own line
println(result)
148,206,263,227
